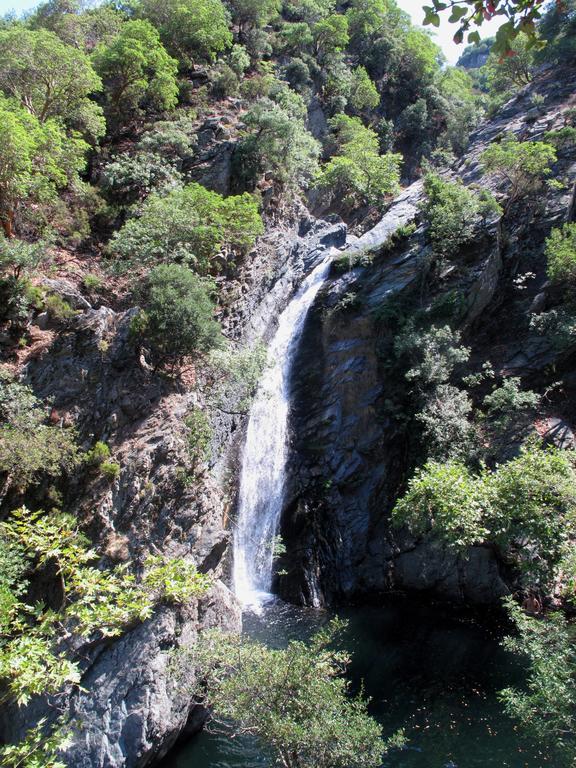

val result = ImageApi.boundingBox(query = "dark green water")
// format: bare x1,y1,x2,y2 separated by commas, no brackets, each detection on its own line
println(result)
163,598,551,768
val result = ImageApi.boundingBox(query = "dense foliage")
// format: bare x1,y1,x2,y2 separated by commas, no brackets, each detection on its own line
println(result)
134,263,222,365
190,619,405,768
392,445,576,590
110,183,263,272
0,0,575,763
500,600,576,760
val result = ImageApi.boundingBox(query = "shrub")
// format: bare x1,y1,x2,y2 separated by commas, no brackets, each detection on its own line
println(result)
417,384,477,462
544,127,576,150
101,461,121,480
235,98,320,189
100,151,183,205
421,173,483,260
314,114,401,209
109,183,263,273
45,293,75,321
210,62,240,98
184,408,212,469
348,66,379,112
500,599,576,759
480,133,557,206
392,445,576,589
392,460,489,547
82,274,103,293
394,323,470,389
545,223,576,285
0,374,79,493
85,440,111,466
482,377,540,427
136,263,222,365
190,619,404,768
208,342,267,412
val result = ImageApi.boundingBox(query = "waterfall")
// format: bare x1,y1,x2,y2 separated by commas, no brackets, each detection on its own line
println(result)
233,253,333,609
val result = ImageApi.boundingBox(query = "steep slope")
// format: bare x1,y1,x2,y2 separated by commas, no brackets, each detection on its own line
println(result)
276,63,576,606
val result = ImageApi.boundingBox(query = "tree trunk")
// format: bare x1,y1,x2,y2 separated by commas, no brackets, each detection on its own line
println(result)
1,209,14,238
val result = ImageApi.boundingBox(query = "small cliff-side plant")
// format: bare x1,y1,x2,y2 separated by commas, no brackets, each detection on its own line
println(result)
85,440,111,466
184,618,405,768
546,223,576,286
101,460,121,481
0,372,79,495
421,173,484,261
184,408,212,470
480,133,557,208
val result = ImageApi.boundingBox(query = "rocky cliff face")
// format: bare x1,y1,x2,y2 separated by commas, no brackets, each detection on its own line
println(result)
276,64,576,607
0,206,345,767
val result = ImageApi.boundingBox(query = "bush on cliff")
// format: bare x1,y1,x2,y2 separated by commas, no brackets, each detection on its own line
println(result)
133,263,222,366
110,183,263,273
392,444,576,590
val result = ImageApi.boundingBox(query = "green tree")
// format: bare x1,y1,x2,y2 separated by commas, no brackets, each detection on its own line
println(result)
235,98,320,188
312,13,349,56
28,0,124,52
392,445,576,589
421,173,487,260
93,19,179,125
100,115,197,204
137,0,232,65
284,0,336,23
349,66,380,112
480,133,557,207
135,263,222,365
110,182,263,272
500,599,576,759
394,323,470,389
228,0,281,35
545,223,576,285
422,0,546,54
484,32,535,92
0,27,104,141
192,619,404,768
314,113,401,208
437,66,484,155
346,0,389,51
0,98,88,237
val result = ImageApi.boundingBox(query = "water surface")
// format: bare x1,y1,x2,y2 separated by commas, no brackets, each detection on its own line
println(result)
164,597,550,768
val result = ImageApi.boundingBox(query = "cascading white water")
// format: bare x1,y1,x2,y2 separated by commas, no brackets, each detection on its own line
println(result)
233,253,333,610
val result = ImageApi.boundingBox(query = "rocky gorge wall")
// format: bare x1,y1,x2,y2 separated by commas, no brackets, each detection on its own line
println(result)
276,64,576,608
0,202,345,766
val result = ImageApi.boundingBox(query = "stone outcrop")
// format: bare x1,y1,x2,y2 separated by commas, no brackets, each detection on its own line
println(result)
275,65,576,608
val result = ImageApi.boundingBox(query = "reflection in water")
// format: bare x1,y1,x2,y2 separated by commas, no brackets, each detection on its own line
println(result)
163,598,550,768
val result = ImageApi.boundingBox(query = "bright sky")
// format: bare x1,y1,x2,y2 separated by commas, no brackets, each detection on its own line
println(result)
0,0,503,64
0,0,37,16
395,0,504,64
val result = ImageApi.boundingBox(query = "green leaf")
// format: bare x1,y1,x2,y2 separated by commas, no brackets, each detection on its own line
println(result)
448,6,468,23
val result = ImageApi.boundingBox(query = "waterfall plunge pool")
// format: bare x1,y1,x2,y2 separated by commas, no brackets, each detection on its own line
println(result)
162,597,548,768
